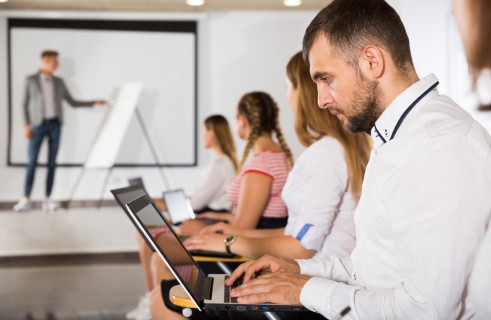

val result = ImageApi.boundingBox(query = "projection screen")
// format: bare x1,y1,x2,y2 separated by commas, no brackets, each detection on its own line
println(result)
8,19,197,167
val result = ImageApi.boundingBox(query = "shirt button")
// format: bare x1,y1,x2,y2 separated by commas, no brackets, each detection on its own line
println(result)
353,272,357,281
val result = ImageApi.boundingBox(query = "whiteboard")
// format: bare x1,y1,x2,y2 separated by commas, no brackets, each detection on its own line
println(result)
8,19,197,167
85,81,142,169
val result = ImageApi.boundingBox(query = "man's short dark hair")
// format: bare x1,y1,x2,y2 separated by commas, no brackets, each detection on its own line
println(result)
302,0,414,75
41,50,59,59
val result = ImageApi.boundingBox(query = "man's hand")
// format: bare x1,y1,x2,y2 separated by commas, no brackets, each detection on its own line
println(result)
24,124,33,140
230,272,311,305
94,99,108,105
179,219,207,236
225,254,300,285
183,233,227,253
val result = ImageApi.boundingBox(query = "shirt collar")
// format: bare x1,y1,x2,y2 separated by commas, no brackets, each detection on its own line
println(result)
39,72,52,81
370,74,439,149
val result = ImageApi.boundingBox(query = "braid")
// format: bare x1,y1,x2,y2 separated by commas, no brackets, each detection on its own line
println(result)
239,96,262,170
237,91,293,169
272,101,294,166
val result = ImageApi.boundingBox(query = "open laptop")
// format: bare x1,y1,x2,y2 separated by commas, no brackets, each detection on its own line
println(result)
111,185,235,258
128,177,145,187
126,193,308,312
163,189,228,226
162,189,196,225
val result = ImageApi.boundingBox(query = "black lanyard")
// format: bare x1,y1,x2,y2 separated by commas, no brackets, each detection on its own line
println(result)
374,81,439,143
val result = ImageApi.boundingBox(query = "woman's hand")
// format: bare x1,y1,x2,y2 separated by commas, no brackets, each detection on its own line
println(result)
198,212,235,223
200,221,239,235
183,233,227,253
179,219,207,236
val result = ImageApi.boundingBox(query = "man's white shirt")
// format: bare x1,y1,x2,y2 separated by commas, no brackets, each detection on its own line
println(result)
297,74,491,319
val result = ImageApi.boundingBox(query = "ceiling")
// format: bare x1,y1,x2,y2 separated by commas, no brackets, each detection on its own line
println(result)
0,0,329,12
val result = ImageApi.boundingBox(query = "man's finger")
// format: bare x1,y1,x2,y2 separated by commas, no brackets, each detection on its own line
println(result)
226,260,255,285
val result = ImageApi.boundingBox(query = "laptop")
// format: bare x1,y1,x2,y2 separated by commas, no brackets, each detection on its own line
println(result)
125,193,308,312
128,177,145,187
162,189,196,224
163,189,228,226
111,185,235,259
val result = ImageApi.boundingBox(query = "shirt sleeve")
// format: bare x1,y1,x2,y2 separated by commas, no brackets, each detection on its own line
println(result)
242,154,274,179
60,78,95,107
190,160,225,211
284,139,349,251
23,76,31,125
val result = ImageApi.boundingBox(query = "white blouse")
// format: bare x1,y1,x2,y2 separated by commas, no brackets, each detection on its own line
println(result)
190,155,236,212
283,136,357,258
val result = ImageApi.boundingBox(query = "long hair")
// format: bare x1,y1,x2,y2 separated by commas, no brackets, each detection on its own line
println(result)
466,0,491,85
286,51,372,199
204,115,239,171
237,92,294,169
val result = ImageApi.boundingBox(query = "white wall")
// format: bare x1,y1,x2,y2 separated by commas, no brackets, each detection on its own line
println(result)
0,10,315,202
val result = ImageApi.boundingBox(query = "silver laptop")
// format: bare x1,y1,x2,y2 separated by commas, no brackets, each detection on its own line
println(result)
125,193,308,312
163,189,228,227
162,189,196,225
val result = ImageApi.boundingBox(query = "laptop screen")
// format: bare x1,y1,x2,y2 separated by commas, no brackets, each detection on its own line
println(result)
126,194,205,310
162,189,196,224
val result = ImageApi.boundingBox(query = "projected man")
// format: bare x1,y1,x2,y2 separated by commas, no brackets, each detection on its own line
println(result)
13,50,107,212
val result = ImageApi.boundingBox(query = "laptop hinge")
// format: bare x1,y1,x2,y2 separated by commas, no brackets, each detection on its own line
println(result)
201,277,213,300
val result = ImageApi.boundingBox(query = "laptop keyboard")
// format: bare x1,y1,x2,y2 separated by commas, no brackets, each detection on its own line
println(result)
224,276,242,303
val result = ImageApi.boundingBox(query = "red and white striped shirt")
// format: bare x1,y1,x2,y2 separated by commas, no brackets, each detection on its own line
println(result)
226,150,291,218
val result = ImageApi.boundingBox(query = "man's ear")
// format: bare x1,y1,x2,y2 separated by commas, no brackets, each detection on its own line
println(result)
359,45,385,79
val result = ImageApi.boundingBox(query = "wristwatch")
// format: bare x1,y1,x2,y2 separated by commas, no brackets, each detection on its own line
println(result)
224,235,237,254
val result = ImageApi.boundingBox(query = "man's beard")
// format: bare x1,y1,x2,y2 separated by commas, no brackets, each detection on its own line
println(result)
344,72,382,134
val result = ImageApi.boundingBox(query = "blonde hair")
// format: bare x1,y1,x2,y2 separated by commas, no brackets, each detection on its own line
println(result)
204,115,238,171
287,51,372,199
237,92,294,169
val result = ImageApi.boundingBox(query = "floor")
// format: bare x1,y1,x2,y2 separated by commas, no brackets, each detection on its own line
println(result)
0,204,146,320
0,253,145,320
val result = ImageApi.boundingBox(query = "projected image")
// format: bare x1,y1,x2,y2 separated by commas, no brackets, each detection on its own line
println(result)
8,19,197,167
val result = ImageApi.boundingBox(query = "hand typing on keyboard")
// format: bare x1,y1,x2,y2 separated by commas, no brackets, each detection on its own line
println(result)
224,254,308,305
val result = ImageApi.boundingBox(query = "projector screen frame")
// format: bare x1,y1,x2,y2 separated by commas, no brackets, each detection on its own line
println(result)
6,18,198,168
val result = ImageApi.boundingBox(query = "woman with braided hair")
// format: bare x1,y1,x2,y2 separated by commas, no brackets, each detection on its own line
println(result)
180,91,294,233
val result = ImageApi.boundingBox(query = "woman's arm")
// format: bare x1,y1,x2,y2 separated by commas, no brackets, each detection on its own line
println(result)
201,222,284,238
232,235,315,259
232,172,272,229
184,233,315,260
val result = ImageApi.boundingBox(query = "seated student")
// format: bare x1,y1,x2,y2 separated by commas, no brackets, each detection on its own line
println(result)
127,115,238,320
180,91,294,234
190,115,239,214
148,51,372,319
134,92,294,320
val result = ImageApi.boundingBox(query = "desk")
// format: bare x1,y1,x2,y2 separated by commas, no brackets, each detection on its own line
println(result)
192,256,250,263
